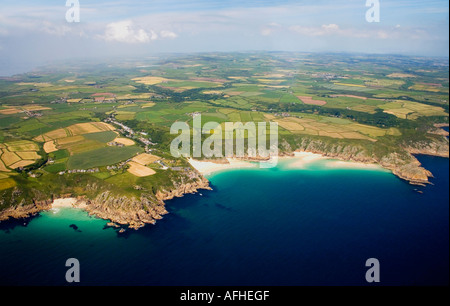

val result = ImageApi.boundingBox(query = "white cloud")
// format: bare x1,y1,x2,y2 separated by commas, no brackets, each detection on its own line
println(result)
103,21,178,43
104,20,157,43
160,30,178,39
290,24,344,37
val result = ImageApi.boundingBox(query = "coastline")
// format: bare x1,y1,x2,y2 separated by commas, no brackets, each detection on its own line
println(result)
188,158,258,175
0,176,212,230
188,151,386,175
52,198,87,209
1,145,448,229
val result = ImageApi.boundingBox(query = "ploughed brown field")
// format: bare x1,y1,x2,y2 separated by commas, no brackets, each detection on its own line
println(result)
297,96,327,106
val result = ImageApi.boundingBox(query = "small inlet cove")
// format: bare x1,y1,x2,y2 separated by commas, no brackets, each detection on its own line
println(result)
0,154,448,286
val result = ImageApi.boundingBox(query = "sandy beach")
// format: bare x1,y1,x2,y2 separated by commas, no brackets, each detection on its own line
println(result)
189,152,386,174
323,160,385,170
188,158,257,175
285,151,386,171
52,198,87,209
283,152,328,169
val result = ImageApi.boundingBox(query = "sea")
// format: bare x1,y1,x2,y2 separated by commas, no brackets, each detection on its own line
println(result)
0,155,448,286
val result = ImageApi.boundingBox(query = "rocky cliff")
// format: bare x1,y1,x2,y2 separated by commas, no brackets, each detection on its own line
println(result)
83,176,212,229
0,175,212,230
281,136,449,186
0,199,53,222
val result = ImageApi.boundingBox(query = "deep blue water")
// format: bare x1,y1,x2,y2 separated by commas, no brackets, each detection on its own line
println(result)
0,156,448,286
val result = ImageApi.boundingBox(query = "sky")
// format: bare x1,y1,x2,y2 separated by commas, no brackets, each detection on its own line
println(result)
0,0,448,75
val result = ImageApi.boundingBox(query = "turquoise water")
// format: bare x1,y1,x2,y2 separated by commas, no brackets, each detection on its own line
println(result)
0,156,448,285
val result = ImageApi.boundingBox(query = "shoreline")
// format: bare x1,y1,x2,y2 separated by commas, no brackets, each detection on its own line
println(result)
1,148,447,228
188,151,385,175
52,198,83,209
188,158,258,175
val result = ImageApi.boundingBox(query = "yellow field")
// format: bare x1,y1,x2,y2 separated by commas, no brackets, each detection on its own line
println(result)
115,111,135,120
16,152,41,160
132,153,160,166
333,83,366,88
59,139,104,155
67,122,114,135
225,91,245,96
0,155,10,172
352,124,387,137
409,84,448,93
340,132,373,140
0,140,41,170
113,138,135,146
140,102,156,108
318,131,344,138
44,141,58,153
228,76,247,80
264,114,276,121
6,140,39,152
0,105,51,114
17,82,53,87
116,94,153,100
127,161,156,177
0,108,22,115
35,128,69,141
276,120,305,131
387,128,402,136
1,150,21,167
0,178,16,191
22,105,52,111
9,160,36,169
331,94,367,100
258,85,290,89
351,105,377,114
35,122,116,142
118,104,138,109
266,115,383,141
383,109,410,119
56,136,85,146
387,73,417,78
67,99,82,103
132,76,169,85
380,101,447,119
257,79,284,84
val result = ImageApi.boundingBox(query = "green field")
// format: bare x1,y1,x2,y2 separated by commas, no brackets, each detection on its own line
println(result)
67,146,143,170
83,131,118,143
0,52,448,215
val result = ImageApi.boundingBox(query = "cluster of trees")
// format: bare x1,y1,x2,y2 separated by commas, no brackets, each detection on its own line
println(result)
122,119,174,151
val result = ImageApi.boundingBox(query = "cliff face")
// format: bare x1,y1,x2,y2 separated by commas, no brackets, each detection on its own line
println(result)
287,136,449,185
83,177,212,230
155,176,211,202
0,199,53,222
82,193,167,230
0,175,212,230
404,140,449,158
